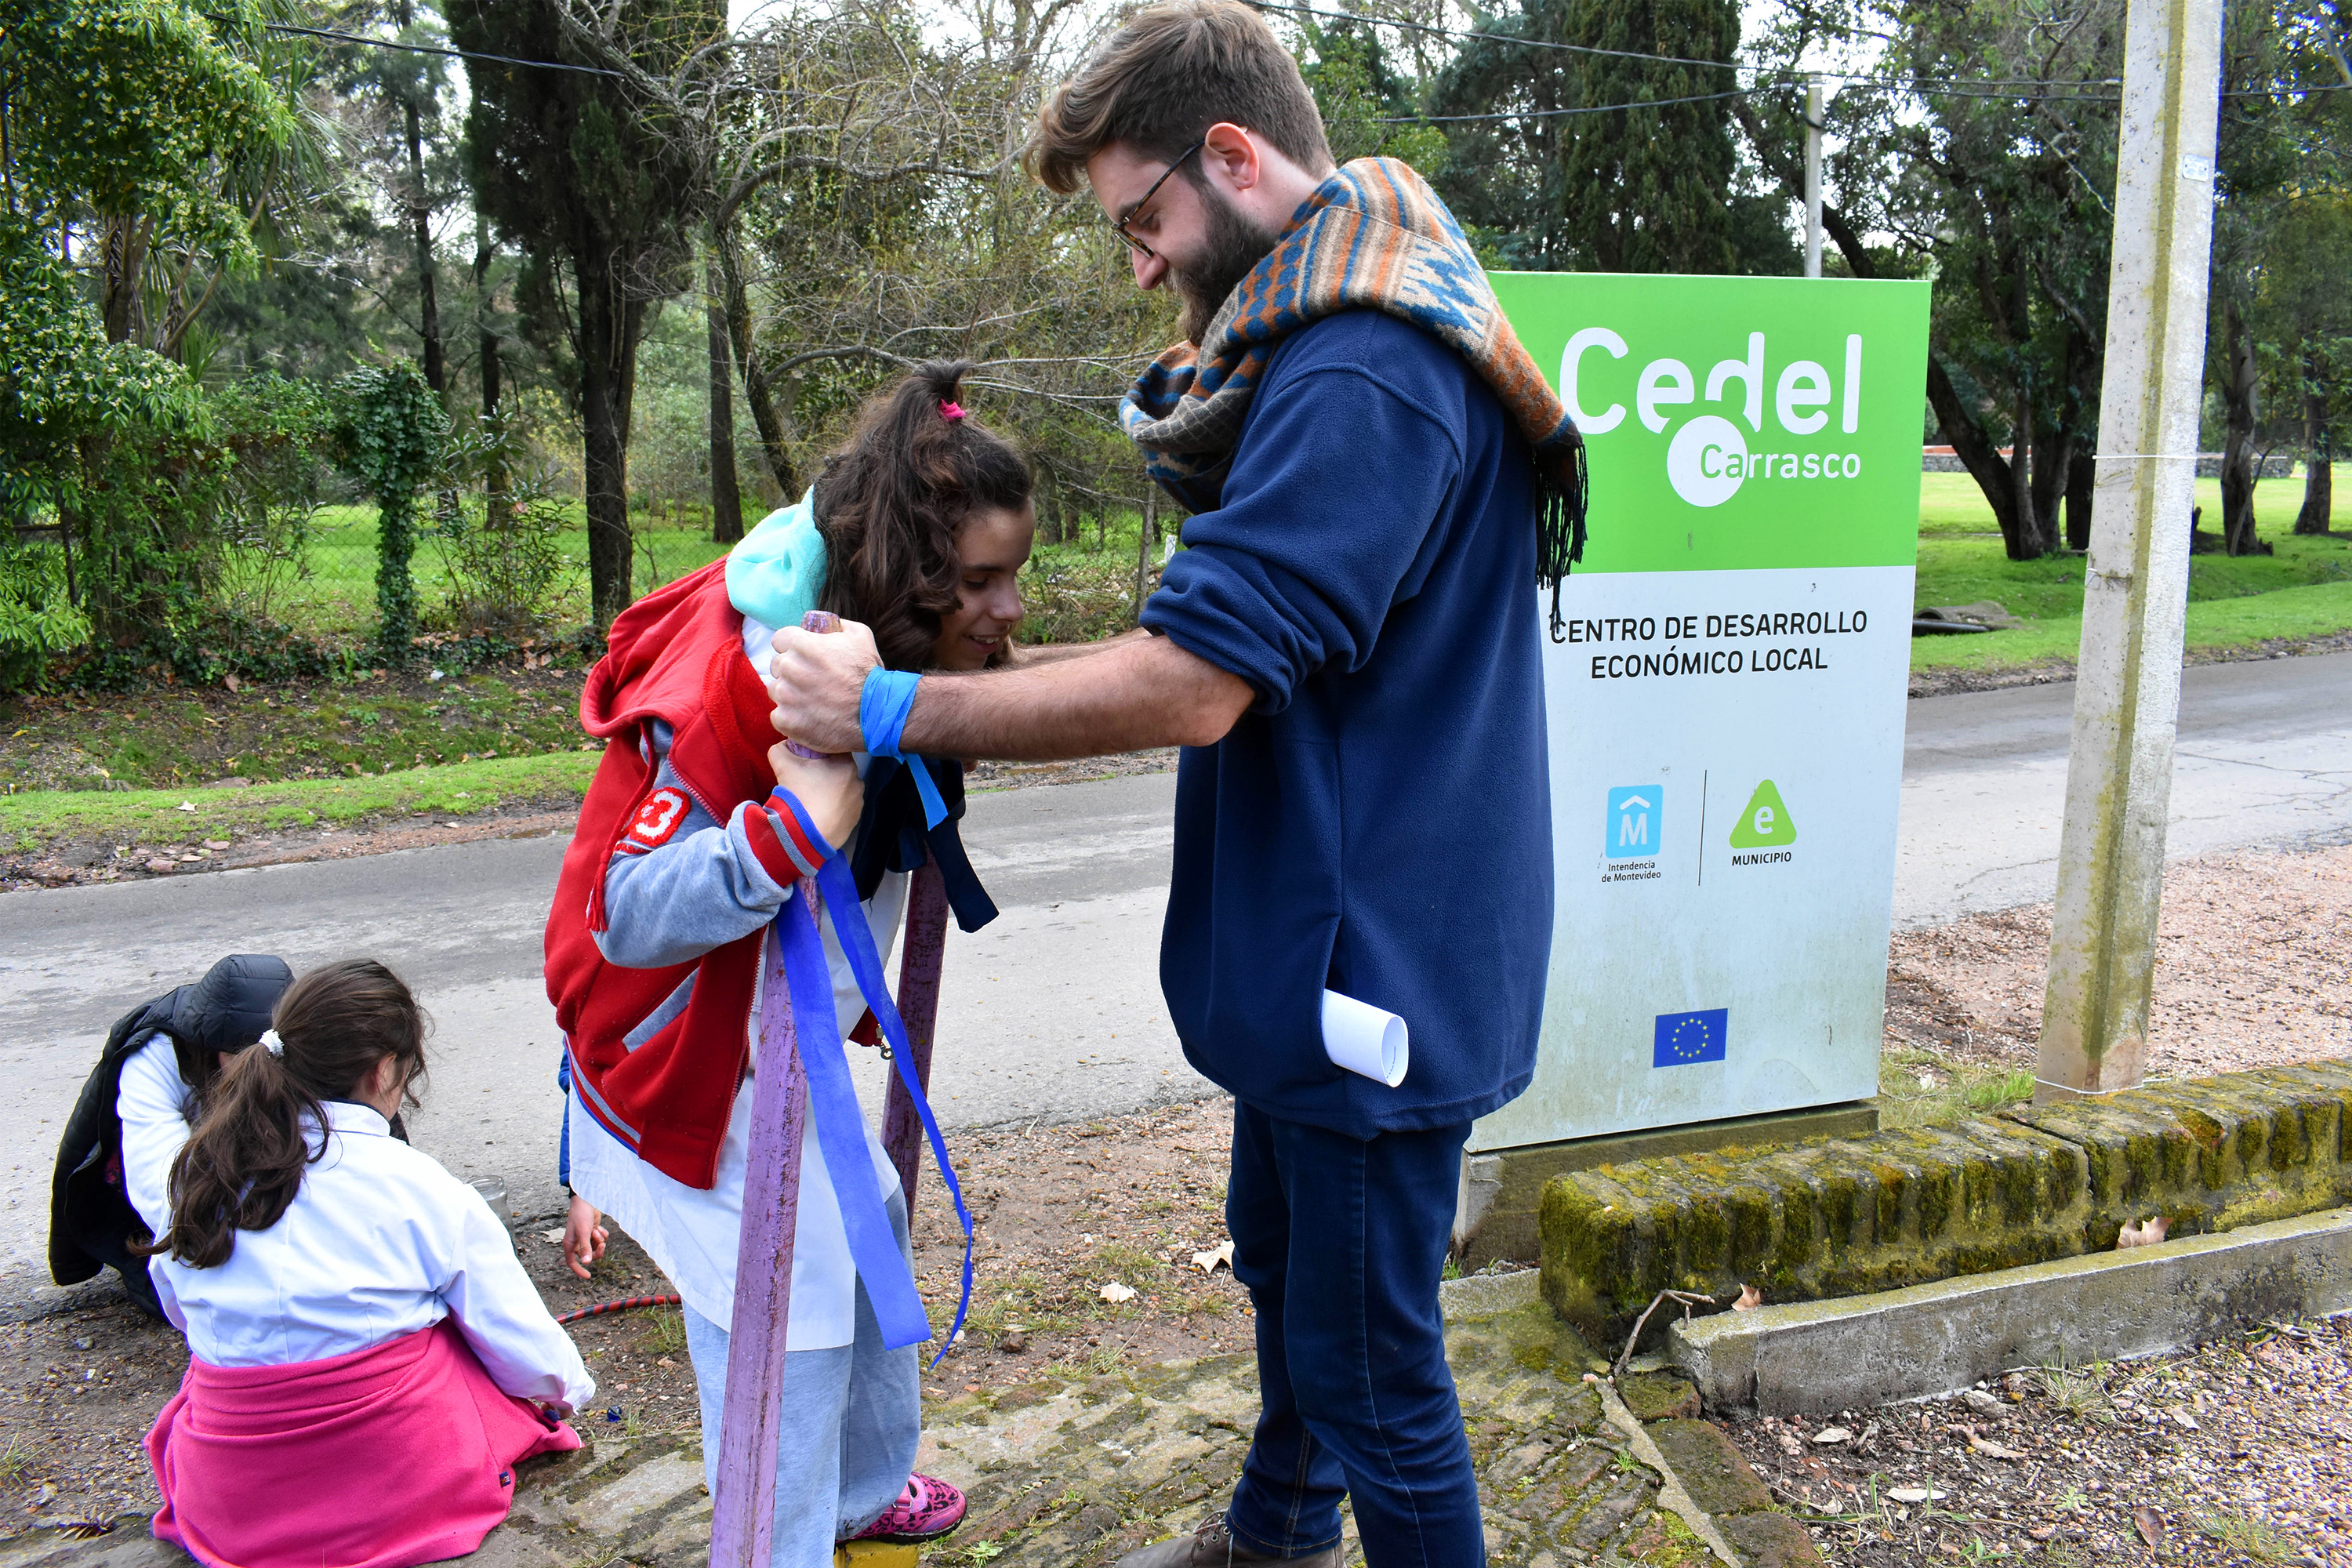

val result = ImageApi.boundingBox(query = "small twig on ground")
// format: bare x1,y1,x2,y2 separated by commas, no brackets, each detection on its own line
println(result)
1613,1289,1715,1381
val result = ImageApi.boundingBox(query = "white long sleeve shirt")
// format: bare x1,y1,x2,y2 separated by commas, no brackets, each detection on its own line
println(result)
120,1039,596,1414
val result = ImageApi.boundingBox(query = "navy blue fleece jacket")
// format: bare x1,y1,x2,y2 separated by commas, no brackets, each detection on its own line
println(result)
1141,309,1554,1138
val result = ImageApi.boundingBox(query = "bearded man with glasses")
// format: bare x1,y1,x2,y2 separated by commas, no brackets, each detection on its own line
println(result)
763,5,1589,1564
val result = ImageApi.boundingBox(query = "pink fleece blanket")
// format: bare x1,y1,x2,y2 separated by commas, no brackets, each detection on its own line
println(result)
145,1318,582,1568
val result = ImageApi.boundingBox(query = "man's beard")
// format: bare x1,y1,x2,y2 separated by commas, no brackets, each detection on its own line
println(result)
1171,183,1281,346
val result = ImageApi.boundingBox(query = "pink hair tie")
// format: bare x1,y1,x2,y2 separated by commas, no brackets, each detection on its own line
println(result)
938,400,967,421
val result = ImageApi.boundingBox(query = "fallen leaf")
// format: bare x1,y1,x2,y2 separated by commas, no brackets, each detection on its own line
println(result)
223,673,241,692
1887,1485,1943,1504
1190,1240,1236,1275
1733,1283,1762,1311
1967,1430,2028,1461
175,800,196,812
1099,1281,1136,1303
1811,1426,1852,1446
540,1229,567,1245
2171,1406,2199,1430
2118,1214,2171,1249
2133,1504,2164,1551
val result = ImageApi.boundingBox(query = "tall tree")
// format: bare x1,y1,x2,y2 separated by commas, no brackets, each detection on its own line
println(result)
451,0,712,626
1430,0,1787,274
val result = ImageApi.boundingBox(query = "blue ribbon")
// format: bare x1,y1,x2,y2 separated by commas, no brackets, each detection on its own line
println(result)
765,788,974,1366
858,668,948,831
815,855,975,1363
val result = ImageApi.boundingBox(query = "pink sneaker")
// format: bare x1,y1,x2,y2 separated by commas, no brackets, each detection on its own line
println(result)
848,1474,967,1544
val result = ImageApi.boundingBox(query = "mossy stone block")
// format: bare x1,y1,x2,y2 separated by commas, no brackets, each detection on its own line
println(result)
1618,1370,1701,1422
1541,1062,2351,1341
1645,1418,1772,1516
1718,1508,1828,1566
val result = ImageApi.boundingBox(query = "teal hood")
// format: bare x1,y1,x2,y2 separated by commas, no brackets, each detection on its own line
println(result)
724,492,826,630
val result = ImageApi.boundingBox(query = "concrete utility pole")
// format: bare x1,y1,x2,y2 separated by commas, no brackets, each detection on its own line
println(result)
1802,74,1825,278
2034,0,2224,1102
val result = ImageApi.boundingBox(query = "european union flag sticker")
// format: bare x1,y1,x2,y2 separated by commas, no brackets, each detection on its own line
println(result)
1653,1008,1729,1068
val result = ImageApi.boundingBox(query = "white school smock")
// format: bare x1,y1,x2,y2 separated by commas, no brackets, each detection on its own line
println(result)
564,869,908,1348
127,1083,596,1414
117,1033,198,1241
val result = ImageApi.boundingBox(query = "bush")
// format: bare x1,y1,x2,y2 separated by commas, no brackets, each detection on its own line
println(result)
431,412,577,634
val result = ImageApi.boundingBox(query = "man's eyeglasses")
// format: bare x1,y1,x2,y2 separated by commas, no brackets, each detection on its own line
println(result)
1112,140,1204,260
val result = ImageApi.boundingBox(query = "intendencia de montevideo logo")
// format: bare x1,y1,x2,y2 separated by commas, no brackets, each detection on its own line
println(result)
1560,329,1867,508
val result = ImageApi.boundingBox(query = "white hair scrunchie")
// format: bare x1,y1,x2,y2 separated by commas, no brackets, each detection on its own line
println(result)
260,1029,285,1058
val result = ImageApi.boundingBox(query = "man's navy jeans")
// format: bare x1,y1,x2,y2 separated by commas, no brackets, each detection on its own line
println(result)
1222,1103,1483,1568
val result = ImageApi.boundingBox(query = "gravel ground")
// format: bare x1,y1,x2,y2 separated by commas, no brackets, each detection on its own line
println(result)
1886,841,2352,1078
1720,1315,2352,1566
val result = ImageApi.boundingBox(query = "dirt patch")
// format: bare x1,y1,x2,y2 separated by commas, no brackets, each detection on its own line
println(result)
1885,842,2352,1080
0,805,583,892
2,1097,1246,1527
1905,628,2352,699
1720,1316,2352,1566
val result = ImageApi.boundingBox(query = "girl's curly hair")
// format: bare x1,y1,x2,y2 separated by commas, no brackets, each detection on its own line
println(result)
814,361,1033,670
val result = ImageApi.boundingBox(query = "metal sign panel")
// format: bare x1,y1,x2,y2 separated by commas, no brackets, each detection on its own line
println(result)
1475,273,1932,1152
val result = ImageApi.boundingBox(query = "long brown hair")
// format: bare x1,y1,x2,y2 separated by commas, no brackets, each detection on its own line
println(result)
815,361,1033,672
141,960,430,1269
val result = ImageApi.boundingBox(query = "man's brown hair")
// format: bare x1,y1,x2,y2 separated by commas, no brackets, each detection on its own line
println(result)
1026,0,1334,195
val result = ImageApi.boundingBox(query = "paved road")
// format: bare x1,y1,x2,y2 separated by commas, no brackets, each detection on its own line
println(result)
5,652,2347,1307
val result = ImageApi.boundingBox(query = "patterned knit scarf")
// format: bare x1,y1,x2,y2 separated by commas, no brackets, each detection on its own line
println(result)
1121,157,1588,631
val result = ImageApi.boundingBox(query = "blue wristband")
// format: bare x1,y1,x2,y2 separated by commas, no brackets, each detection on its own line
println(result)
764,786,840,864
857,667,949,832
858,667,921,759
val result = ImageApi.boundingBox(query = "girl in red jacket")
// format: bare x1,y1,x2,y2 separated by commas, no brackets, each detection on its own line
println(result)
545,362,1032,1568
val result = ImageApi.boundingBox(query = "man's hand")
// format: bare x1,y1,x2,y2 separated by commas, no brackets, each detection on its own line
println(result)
768,618,879,756
562,1195,608,1281
768,743,863,849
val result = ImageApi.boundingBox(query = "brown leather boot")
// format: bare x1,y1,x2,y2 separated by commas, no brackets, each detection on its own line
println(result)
1111,1512,1344,1568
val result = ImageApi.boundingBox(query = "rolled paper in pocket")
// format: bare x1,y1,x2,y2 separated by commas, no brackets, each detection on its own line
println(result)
780,609,844,759
1321,990,1408,1087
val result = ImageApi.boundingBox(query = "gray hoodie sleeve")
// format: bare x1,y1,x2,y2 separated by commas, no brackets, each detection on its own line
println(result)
593,722,830,971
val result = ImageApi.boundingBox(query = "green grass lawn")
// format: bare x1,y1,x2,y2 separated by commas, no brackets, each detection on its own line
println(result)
1911,465,2352,672
270,503,735,641
0,752,598,854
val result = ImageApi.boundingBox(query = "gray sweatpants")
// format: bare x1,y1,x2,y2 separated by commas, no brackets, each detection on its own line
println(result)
684,1192,922,1568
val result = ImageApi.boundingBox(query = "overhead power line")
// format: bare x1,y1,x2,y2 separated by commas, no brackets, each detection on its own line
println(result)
262,20,633,77
1259,1,2345,106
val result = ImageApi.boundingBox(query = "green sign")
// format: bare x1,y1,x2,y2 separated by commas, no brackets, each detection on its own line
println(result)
1487,273,1933,575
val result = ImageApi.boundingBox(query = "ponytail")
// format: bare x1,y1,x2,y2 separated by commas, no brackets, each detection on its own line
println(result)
140,960,430,1269
815,361,1033,671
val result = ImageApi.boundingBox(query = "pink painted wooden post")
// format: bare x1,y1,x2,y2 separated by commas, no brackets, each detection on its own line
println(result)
881,861,949,1202
710,887,817,1568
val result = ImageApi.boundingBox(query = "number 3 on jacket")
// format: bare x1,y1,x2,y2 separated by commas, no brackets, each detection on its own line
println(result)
619,788,690,855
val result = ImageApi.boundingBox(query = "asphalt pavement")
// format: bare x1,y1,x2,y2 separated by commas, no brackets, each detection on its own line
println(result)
5,651,2347,1309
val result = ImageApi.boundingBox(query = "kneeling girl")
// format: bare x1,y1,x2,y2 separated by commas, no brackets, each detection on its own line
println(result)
139,959,593,1568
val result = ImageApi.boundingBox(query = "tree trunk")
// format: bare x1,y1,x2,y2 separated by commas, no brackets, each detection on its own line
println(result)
98,215,150,346
2065,449,2096,550
407,100,445,394
716,230,800,499
706,250,745,543
1927,358,2030,559
394,0,444,395
474,219,506,522
2220,297,2260,554
2295,352,2332,535
577,259,633,628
